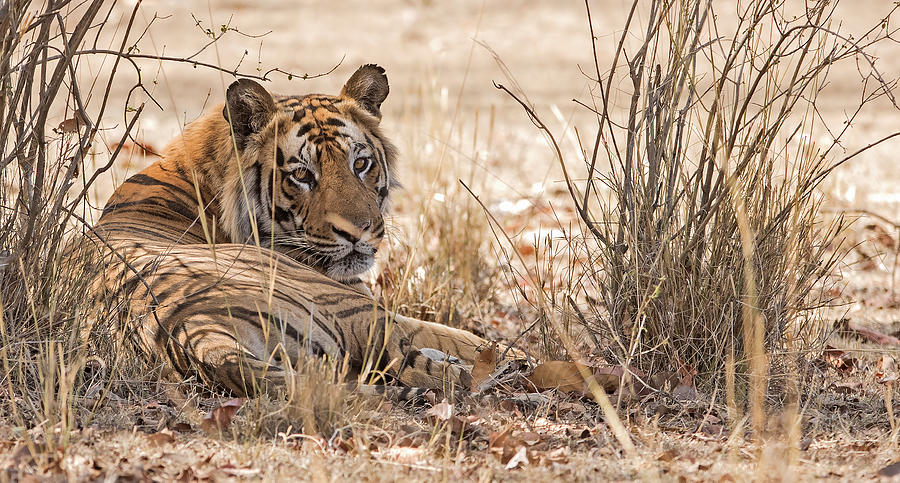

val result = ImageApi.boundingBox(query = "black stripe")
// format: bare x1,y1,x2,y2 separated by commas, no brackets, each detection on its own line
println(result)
296,123,314,137
102,197,199,226
333,304,378,320
124,173,195,200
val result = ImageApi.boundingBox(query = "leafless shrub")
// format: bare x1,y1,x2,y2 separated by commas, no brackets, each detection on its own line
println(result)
502,0,900,411
0,0,130,449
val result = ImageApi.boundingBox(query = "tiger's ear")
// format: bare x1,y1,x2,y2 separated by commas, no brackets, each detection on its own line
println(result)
223,79,276,142
341,64,389,120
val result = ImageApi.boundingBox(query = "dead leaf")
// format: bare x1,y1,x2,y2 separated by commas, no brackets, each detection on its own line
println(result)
200,398,243,434
489,426,524,465
489,426,513,449
526,361,622,396
878,460,900,477
519,431,541,446
540,446,570,465
556,401,586,414
471,342,498,391
672,383,698,401
699,424,725,437
56,113,86,133
498,399,521,414
505,446,529,469
147,429,175,446
657,448,679,462
426,401,473,435
648,371,680,391
426,400,453,421
331,435,354,454
823,345,856,373
447,415,474,435
396,425,427,447
878,355,899,383
677,361,697,387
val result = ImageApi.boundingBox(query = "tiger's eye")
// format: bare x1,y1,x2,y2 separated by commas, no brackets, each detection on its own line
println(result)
354,157,371,174
290,168,315,185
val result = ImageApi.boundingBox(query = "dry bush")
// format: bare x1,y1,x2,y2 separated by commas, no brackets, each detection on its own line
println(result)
0,1,132,449
379,186,501,334
376,97,505,336
505,0,900,402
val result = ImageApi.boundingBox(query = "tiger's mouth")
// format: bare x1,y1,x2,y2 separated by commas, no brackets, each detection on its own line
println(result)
325,250,375,281
276,236,377,281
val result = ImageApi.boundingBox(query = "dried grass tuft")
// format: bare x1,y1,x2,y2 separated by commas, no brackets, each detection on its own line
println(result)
501,0,900,410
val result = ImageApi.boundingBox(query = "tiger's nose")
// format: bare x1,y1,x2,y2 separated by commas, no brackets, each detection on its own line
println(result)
331,219,371,244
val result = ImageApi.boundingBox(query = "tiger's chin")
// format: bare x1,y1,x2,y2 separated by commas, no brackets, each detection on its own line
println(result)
325,251,375,282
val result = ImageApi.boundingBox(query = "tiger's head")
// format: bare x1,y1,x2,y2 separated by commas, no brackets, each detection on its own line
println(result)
219,65,397,281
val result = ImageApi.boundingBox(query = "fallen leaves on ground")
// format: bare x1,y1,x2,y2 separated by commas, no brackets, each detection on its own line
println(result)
147,429,176,446
877,355,899,383
487,424,572,469
425,399,478,435
199,398,243,434
879,461,900,477
820,345,858,373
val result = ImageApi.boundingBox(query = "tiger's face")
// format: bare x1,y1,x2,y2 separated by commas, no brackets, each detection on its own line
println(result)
222,65,397,281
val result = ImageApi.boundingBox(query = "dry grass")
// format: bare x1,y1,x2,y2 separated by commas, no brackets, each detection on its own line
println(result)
2,0,900,480
0,0,122,459
497,0,899,414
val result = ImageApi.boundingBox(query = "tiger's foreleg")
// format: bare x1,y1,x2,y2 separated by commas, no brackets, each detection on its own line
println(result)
390,314,527,363
343,311,472,392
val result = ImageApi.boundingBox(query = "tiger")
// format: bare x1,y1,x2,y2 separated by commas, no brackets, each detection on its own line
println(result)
89,64,508,397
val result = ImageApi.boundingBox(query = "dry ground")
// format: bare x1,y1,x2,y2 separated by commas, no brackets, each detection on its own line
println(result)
3,0,900,481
